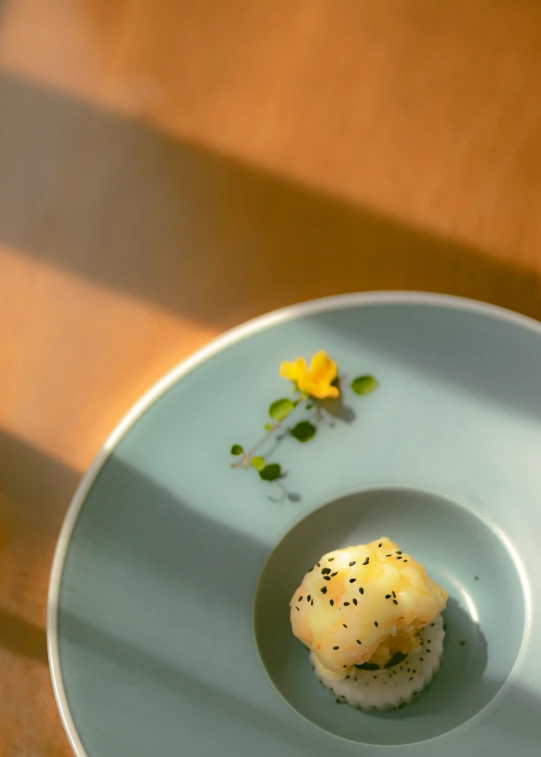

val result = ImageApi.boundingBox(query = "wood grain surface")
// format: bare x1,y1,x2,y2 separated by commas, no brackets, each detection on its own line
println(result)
2,1,541,753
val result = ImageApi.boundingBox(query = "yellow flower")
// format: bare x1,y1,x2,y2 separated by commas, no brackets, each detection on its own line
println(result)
279,350,340,399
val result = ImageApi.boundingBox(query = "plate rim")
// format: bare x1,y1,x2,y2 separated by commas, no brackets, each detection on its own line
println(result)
46,290,541,757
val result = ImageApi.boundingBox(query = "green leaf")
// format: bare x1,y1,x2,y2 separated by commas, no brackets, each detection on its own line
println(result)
264,423,273,431
251,456,266,471
351,375,378,395
269,398,295,421
259,463,281,481
290,420,317,443
230,444,244,455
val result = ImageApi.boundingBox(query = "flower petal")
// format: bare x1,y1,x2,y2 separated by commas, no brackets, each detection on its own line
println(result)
308,350,337,384
297,376,315,396
310,382,340,399
323,384,340,399
280,357,308,383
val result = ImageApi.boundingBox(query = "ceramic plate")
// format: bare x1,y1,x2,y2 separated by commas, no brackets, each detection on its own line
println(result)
48,293,541,756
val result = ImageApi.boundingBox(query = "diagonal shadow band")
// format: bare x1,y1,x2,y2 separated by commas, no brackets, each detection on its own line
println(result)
0,431,80,665
0,607,48,665
1,430,540,753
61,454,268,613
1,71,541,331
313,300,541,422
56,604,541,755
0,430,80,525
59,609,329,756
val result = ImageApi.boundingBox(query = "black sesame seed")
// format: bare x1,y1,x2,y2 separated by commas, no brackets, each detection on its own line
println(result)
307,595,311,602
349,578,356,583
373,676,377,680
378,543,382,547
331,572,338,577
428,640,432,644
409,676,414,681
356,640,362,645
311,600,314,606
295,606,299,611
385,594,391,599
343,623,347,628
392,591,396,598
393,600,398,605
321,567,331,575
352,598,358,605
413,669,417,673
386,554,392,557
321,587,327,594
420,657,424,661
330,599,334,606
427,649,431,653
323,576,331,581
333,646,339,650
363,557,370,565
396,551,402,555
396,556,403,560
316,562,320,567
308,567,313,572
344,602,350,606
374,621,379,627
403,560,408,563
328,557,335,562
298,596,303,602
407,668,411,673
349,561,356,566
359,587,364,594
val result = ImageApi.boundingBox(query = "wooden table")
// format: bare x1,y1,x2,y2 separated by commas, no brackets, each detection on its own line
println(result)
2,1,541,753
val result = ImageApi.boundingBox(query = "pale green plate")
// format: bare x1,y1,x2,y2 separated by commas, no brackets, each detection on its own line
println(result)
48,293,541,756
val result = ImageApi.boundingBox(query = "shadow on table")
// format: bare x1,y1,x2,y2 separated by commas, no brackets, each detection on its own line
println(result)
0,608,49,665
1,70,541,334
1,71,540,427
0,430,80,665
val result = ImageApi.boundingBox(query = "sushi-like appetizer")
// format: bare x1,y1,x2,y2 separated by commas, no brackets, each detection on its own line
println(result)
290,537,447,710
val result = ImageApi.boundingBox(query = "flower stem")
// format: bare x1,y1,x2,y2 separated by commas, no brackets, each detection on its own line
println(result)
231,397,307,468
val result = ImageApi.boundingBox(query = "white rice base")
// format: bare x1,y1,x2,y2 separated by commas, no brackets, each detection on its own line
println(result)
310,614,445,711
